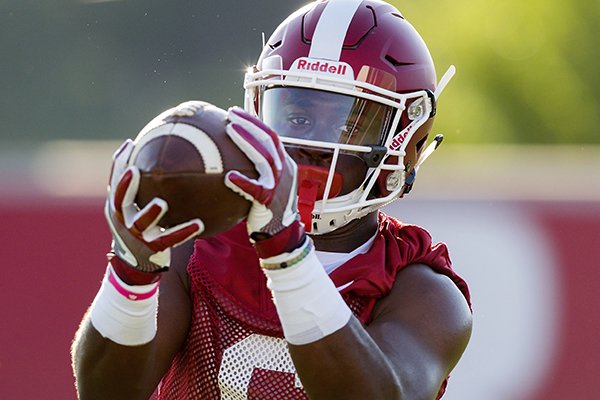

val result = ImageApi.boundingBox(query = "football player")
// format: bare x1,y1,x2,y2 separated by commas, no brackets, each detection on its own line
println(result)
72,0,472,399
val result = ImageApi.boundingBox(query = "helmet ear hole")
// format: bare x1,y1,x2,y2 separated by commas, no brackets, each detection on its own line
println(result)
415,135,428,154
404,118,435,170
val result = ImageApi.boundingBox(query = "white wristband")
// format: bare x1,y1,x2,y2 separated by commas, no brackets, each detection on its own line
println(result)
262,240,352,345
89,265,159,346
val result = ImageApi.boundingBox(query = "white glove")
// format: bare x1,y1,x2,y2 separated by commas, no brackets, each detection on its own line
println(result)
105,139,204,273
224,107,305,257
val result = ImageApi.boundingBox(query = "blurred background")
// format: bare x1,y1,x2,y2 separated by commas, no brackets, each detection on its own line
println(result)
0,0,598,399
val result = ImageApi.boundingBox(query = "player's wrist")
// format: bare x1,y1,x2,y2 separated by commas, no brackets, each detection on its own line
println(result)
259,236,312,270
90,264,160,346
108,252,163,285
253,219,306,259
261,241,352,345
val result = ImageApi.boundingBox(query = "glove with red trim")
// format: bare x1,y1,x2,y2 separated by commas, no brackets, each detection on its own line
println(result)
104,139,204,283
224,107,306,258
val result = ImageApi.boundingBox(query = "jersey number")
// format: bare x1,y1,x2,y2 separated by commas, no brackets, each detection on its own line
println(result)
218,334,304,399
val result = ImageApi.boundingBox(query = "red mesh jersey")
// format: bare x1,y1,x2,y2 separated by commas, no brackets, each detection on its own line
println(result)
158,213,470,399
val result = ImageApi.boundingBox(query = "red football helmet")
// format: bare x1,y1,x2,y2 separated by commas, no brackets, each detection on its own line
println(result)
244,0,455,234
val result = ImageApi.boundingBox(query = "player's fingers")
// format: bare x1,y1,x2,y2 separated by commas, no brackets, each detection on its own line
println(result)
121,167,141,208
228,107,285,166
225,171,256,202
150,219,205,250
227,123,279,186
112,139,134,165
112,168,134,217
225,170,273,205
131,198,168,233
109,139,134,187
229,109,284,161
228,106,279,143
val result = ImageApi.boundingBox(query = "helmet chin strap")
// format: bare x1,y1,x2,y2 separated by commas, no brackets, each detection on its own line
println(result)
434,65,456,100
401,66,455,196
297,165,343,233
414,134,444,171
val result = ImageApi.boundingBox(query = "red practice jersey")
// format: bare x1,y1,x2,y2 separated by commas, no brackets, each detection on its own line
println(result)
157,213,470,399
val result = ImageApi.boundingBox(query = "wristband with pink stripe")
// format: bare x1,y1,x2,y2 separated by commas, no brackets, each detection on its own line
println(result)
89,265,160,346
107,267,159,301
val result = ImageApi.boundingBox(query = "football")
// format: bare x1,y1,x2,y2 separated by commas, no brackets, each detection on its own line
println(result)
129,100,257,237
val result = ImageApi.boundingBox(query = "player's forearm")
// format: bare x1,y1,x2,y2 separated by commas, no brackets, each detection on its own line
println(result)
262,243,405,398
72,316,161,400
72,262,164,399
289,316,403,400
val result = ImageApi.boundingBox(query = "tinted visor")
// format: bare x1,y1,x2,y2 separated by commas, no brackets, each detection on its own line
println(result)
262,87,393,146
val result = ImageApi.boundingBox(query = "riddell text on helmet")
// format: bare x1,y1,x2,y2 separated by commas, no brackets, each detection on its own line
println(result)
389,123,419,151
291,58,354,78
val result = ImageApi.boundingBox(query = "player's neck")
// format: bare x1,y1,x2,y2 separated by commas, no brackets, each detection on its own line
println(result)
310,212,378,253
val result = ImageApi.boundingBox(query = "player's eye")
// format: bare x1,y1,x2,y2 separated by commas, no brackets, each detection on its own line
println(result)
288,115,312,127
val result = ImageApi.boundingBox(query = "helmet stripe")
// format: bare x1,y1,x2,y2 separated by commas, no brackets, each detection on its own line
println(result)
308,0,364,61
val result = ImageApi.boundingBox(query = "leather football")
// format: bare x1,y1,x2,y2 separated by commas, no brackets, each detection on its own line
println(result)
129,101,256,237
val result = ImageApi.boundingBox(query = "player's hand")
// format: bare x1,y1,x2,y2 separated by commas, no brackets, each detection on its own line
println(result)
225,107,305,257
105,140,204,274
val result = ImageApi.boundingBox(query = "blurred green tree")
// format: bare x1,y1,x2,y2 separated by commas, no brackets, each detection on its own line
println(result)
397,0,600,144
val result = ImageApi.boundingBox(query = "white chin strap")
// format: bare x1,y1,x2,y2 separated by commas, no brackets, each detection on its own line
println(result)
413,65,455,174
434,65,456,100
